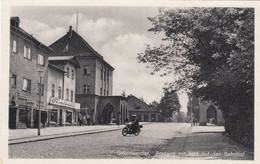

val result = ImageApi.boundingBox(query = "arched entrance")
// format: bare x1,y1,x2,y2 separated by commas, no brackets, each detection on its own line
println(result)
207,105,217,124
102,104,114,124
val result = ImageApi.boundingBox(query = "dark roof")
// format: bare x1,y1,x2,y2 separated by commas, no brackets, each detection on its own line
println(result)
10,17,53,53
48,56,81,69
49,29,114,70
48,63,67,73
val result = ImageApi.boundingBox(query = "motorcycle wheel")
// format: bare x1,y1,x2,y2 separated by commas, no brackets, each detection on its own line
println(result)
134,129,140,136
122,128,128,136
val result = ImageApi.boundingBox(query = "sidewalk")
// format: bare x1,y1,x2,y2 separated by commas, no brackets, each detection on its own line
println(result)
9,122,151,145
155,125,254,160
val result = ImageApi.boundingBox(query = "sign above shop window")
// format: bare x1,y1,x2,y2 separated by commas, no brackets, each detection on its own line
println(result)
49,97,80,109
17,92,34,105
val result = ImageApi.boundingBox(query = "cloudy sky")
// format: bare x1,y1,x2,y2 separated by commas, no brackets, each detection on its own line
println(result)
11,6,188,111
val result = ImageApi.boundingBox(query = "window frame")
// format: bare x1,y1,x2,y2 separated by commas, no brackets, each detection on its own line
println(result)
37,54,45,66
23,46,31,60
11,74,17,88
58,86,62,99
66,67,70,78
71,90,73,101
22,78,31,92
12,40,17,53
66,88,69,100
51,84,55,97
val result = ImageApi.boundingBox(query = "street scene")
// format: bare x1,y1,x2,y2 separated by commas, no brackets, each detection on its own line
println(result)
9,123,253,159
5,4,254,161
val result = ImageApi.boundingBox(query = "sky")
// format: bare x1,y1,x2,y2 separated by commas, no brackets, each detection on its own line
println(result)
11,6,188,113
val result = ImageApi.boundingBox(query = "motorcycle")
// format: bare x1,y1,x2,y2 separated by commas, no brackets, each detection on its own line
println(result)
122,122,143,136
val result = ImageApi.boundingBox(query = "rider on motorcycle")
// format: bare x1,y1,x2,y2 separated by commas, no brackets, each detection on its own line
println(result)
130,114,139,132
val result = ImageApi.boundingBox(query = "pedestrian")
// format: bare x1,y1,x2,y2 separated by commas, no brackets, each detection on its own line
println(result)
86,114,91,126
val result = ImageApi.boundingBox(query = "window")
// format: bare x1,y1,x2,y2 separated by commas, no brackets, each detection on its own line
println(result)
11,74,16,88
83,85,87,94
50,110,58,122
37,54,45,65
87,84,90,93
71,90,73,101
107,71,109,81
66,110,72,123
104,68,106,81
37,83,44,96
104,89,106,96
24,46,31,60
66,67,70,78
51,84,55,97
66,89,69,100
101,67,103,79
12,40,17,53
107,90,109,96
22,78,31,92
71,69,74,80
58,86,62,99
84,65,91,75
100,88,102,96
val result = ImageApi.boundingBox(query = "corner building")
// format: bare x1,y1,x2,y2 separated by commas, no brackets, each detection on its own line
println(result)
47,56,81,126
49,26,127,124
9,17,52,129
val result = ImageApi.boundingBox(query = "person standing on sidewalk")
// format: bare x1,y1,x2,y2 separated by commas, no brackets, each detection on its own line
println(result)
86,114,91,126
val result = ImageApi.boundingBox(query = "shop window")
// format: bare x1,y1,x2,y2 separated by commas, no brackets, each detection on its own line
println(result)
37,54,45,66
11,74,16,88
151,114,155,122
50,110,58,122
58,86,62,99
22,78,31,92
24,46,31,60
19,109,27,123
12,40,17,53
144,114,148,121
51,84,55,97
66,111,72,123
37,83,44,96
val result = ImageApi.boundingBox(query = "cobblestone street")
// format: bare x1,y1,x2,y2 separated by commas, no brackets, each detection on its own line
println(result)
8,123,253,160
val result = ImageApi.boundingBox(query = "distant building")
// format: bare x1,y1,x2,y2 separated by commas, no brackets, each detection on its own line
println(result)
47,56,81,126
189,96,224,125
49,26,127,125
126,95,159,122
9,17,52,129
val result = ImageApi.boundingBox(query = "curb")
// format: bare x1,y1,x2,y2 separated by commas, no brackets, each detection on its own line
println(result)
9,127,122,145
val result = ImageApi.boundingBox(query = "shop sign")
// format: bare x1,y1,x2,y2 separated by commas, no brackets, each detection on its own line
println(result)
50,97,80,109
17,92,34,105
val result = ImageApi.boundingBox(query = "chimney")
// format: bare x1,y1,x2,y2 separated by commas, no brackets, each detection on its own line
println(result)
10,17,20,28
69,26,72,38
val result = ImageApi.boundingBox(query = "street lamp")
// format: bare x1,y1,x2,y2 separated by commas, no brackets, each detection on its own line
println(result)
38,70,43,136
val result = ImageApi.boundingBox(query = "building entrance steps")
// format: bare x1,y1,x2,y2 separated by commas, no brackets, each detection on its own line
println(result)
9,122,152,145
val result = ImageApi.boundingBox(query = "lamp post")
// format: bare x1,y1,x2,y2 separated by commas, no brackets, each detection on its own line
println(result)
38,71,43,136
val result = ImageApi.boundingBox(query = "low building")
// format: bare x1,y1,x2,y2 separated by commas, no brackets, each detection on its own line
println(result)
47,56,81,126
126,95,159,122
9,17,52,129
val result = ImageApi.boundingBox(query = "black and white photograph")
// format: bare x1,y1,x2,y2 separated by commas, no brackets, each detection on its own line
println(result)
0,0,259,162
